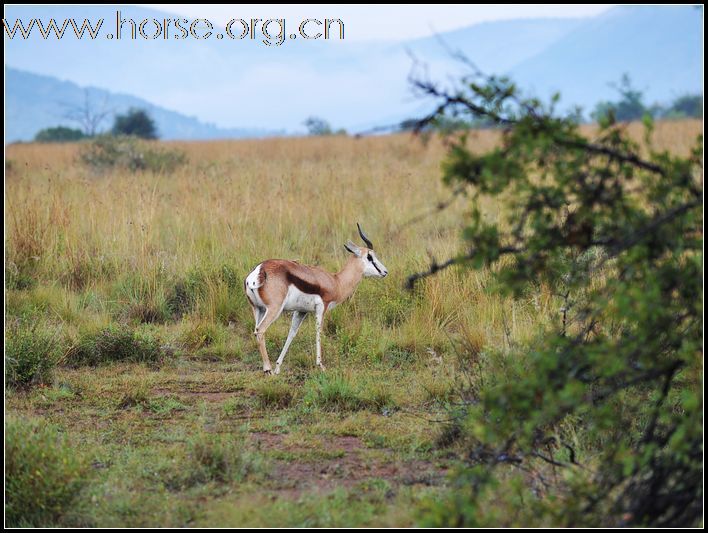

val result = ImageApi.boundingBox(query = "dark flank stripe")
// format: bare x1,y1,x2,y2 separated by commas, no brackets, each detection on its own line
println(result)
286,271,323,296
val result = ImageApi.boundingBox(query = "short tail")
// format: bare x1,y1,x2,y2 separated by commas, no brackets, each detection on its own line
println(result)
246,278,263,290
245,265,266,291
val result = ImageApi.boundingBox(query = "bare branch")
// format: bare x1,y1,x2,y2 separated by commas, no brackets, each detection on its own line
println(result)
60,89,114,136
405,246,519,289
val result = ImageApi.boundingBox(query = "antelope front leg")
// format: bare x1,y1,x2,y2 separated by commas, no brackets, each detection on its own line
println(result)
315,305,326,371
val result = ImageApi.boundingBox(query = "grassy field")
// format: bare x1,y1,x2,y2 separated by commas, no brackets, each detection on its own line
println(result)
4,119,702,527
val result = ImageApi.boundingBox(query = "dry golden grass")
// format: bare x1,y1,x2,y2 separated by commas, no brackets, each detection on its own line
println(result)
5,119,702,353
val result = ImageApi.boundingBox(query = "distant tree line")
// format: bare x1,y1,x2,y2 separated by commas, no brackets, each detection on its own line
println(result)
34,126,87,143
302,116,347,136
34,105,158,143
591,74,702,123
400,74,702,133
33,78,700,142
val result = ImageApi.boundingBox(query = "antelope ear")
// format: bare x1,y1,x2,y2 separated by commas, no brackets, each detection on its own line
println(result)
344,241,361,257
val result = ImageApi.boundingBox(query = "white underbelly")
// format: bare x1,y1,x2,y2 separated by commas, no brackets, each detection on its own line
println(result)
282,285,322,313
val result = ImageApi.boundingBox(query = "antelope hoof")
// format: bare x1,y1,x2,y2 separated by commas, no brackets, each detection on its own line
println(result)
274,366,281,375
263,368,272,375
317,363,326,371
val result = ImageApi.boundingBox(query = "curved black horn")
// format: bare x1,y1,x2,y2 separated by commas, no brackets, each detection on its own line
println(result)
357,223,374,249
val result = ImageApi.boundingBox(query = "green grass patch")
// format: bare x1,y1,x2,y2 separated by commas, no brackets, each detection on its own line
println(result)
179,321,225,351
6,320,62,388
5,417,89,527
303,372,364,411
255,379,295,409
176,431,265,488
200,483,418,527
66,325,164,367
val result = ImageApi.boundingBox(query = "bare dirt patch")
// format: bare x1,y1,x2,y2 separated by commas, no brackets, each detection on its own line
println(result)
152,387,244,402
250,432,448,497
250,432,363,452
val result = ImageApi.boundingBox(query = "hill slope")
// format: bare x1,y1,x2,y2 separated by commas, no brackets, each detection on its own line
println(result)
509,5,703,109
5,68,275,142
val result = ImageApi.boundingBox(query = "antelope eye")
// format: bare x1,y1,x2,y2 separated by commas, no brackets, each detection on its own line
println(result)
367,254,374,262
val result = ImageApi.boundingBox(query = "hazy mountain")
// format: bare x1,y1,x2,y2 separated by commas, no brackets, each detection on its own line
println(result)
509,5,703,109
5,68,276,142
3,5,703,140
404,17,585,74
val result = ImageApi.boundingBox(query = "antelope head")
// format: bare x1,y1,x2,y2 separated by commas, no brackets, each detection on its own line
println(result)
344,223,389,278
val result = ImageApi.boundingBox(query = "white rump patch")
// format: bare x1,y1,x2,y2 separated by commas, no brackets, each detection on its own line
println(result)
245,264,266,308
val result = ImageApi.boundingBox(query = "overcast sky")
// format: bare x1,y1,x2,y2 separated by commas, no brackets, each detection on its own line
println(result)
143,4,614,41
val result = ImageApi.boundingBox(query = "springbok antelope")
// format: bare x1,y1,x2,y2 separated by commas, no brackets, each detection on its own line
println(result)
244,223,388,374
